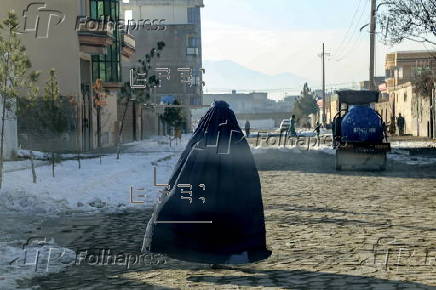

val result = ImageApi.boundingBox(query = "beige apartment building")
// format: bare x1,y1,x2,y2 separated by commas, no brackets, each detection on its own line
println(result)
375,50,436,137
1,0,136,153
121,0,204,136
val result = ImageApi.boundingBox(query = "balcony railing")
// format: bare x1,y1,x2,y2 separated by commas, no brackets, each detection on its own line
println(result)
186,47,199,56
121,33,136,59
78,20,114,55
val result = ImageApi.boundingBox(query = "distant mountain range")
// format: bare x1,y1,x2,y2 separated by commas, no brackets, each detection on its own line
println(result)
203,60,308,92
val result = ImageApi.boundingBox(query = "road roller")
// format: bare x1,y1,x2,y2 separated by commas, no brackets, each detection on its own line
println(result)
333,90,390,171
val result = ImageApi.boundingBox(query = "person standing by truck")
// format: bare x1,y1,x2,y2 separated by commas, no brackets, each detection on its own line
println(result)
244,120,251,137
397,114,405,136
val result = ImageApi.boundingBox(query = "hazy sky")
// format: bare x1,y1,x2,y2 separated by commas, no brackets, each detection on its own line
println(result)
201,0,430,91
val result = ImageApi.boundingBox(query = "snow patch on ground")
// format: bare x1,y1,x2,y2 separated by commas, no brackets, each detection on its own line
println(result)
250,143,335,155
250,141,436,165
0,137,189,216
390,140,436,149
124,134,190,153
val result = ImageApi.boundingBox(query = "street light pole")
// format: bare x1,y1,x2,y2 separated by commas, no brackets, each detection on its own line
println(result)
369,0,377,90
319,43,330,125
322,43,326,124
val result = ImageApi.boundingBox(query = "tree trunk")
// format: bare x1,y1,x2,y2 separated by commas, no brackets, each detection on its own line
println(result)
52,152,55,177
117,99,131,160
77,151,81,169
0,93,7,189
30,150,37,183
132,102,138,141
0,32,11,189
97,106,101,148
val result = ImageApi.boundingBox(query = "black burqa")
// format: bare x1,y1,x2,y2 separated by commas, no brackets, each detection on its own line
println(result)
142,101,271,264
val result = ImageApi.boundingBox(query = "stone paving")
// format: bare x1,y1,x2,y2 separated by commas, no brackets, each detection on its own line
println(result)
16,150,436,289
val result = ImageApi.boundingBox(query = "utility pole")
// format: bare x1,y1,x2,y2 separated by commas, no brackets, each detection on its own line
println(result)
369,0,377,90
319,43,330,124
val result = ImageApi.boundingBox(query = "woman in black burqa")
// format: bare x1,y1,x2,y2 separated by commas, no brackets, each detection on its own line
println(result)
142,100,271,264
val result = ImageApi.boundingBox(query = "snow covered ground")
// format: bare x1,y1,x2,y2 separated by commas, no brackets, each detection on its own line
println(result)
0,135,190,216
0,135,190,289
251,143,335,155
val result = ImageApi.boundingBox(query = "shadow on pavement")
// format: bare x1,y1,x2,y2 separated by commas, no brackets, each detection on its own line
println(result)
187,268,436,289
20,209,436,289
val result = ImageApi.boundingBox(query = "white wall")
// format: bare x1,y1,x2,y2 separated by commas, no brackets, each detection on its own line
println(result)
239,119,275,130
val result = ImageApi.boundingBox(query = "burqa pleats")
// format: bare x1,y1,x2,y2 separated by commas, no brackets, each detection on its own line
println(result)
142,101,271,264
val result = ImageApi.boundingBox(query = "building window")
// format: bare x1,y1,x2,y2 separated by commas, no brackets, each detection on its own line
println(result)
190,96,200,105
79,0,87,15
187,7,200,24
404,92,407,102
187,36,200,48
124,10,132,22
90,0,121,83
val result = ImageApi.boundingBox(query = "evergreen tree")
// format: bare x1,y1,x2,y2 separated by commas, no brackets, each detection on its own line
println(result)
292,83,319,121
40,69,69,136
0,10,39,188
160,100,185,130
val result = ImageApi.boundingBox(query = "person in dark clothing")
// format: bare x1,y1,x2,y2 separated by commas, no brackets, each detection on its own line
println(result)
382,121,388,142
244,120,251,137
313,122,321,144
289,115,297,137
397,114,405,136
142,100,271,265
332,116,342,147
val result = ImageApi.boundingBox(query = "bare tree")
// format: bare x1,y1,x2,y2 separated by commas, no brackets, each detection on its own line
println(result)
378,0,436,45
116,41,165,159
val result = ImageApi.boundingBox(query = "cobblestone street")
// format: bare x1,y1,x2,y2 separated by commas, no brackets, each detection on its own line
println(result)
18,150,436,289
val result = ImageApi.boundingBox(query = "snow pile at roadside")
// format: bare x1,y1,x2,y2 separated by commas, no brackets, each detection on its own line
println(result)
0,136,191,215
250,143,335,155
17,150,103,160
390,140,436,149
389,141,436,165
0,240,75,289
124,134,191,153
4,160,48,173
388,153,436,165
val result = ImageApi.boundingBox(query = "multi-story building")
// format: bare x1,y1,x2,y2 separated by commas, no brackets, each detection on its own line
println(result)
359,77,385,90
121,0,204,136
375,51,436,137
1,0,135,153
196,91,293,129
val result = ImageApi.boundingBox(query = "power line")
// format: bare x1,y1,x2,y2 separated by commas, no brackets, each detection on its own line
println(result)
335,28,366,62
333,0,364,54
334,0,369,61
